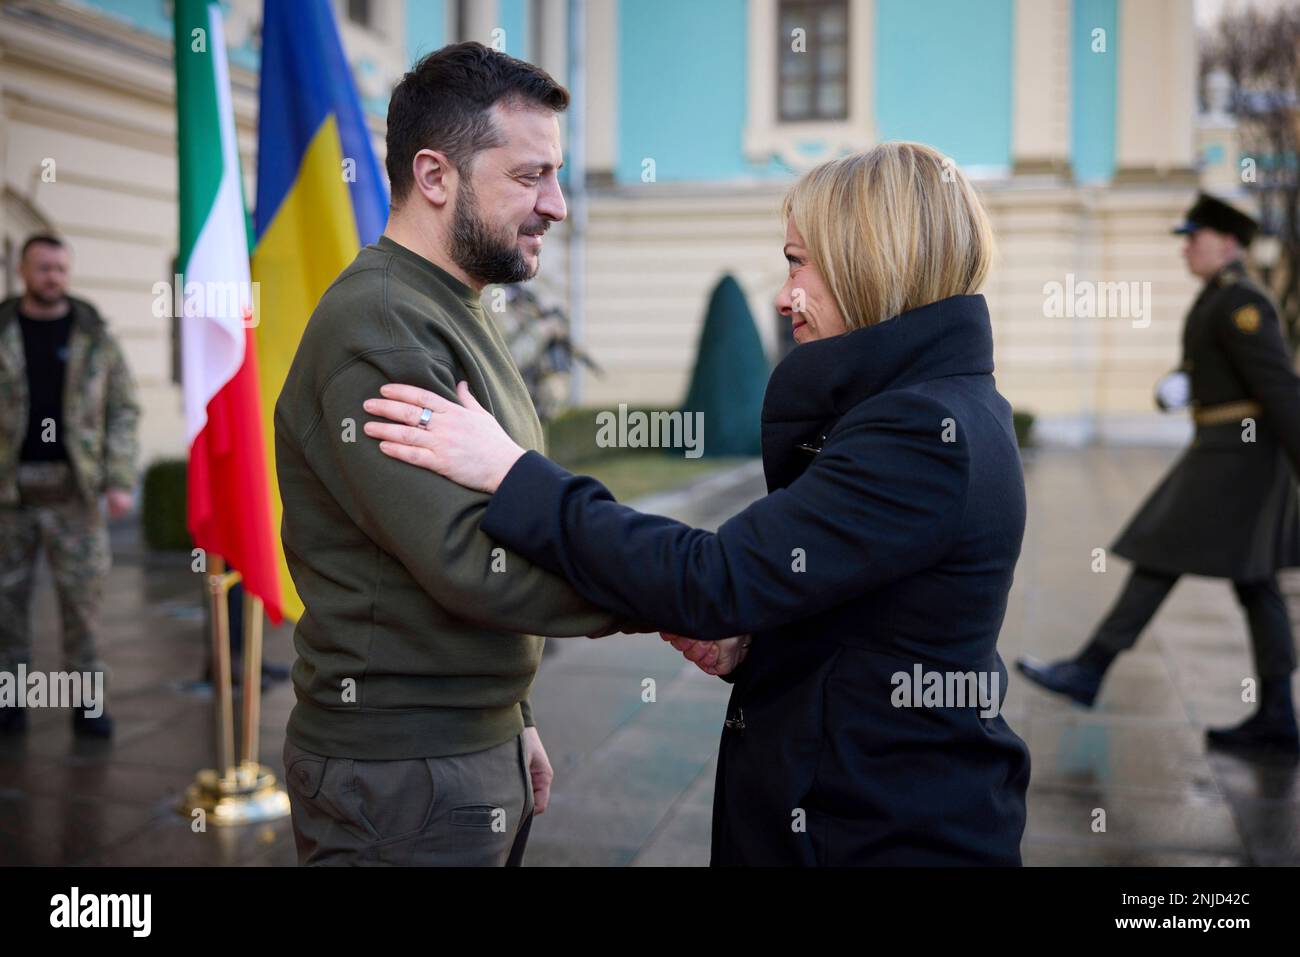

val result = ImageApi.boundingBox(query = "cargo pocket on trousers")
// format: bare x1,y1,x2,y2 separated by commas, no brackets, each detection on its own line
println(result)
351,757,440,844
285,747,326,800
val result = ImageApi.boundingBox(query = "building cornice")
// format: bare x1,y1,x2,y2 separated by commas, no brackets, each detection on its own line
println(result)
2,3,257,104
0,1,386,138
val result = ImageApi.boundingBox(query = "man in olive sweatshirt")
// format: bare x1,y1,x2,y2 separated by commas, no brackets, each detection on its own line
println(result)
276,43,620,865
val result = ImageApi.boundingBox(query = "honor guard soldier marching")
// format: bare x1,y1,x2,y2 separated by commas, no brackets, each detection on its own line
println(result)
1019,193,1300,758
0,235,140,738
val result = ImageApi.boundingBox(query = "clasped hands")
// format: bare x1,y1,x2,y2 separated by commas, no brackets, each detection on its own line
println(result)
660,632,751,677
590,626,751,677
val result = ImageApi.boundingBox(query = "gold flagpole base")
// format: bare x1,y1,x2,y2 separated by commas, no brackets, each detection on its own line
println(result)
181,559,289,829
179,762,290,827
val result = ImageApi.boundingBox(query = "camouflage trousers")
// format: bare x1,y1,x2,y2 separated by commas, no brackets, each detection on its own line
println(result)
0,462,110,675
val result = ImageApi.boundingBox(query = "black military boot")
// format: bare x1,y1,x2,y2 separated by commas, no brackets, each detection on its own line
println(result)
72,709,114,739
1206,677,1300,758
1015,645,1115,708
0,708,28,734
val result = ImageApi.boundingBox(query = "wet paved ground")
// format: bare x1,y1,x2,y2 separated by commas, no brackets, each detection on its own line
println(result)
0,447,1297,866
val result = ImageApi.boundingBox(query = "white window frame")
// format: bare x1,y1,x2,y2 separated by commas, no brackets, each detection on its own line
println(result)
745,0,875,171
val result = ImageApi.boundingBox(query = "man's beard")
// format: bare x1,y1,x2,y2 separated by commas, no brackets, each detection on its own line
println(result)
448,175,545,286
27,286,67,307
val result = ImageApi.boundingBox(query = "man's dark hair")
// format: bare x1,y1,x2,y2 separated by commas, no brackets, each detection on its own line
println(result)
386,42,569,208
21,234,65,259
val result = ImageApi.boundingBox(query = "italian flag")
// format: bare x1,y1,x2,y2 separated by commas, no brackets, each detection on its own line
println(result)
174,0,283,622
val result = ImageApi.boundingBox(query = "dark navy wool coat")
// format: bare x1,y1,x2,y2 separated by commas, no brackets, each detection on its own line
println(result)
482,294,1031,865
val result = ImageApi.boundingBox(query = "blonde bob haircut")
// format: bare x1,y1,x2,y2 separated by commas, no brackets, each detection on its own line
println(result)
780,141,995,330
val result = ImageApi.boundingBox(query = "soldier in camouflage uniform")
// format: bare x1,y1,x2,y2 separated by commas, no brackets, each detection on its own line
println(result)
1019,195,1300,759
0,235,139,737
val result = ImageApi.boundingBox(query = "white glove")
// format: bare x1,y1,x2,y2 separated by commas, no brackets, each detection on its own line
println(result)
1155,371,1190,411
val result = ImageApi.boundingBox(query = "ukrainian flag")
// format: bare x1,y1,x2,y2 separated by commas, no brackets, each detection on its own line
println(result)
252,0,388,620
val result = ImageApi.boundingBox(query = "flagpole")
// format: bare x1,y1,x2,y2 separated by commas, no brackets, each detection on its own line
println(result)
209,555,237,783
239,592,265,788
179,557,288,825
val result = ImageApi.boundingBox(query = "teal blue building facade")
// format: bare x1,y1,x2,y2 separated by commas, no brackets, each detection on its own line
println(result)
80,0,1125,184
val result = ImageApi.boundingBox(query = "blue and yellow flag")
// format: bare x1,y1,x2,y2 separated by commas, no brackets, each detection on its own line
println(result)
252,0,388,620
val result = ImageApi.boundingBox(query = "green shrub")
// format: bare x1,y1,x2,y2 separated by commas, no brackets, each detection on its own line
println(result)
680,275,768,456
1012,410,1035,449
141,459,191,551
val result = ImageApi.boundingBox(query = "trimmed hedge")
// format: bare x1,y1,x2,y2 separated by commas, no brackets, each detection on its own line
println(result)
1013,410,1035,449
680,275,768,456
141,459,191,551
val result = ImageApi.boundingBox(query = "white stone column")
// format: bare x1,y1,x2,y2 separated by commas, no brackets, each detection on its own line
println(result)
462,0,501,46
1114,0,1196,182
1011,0,1072,177
536,0,568,85
586,0,616,183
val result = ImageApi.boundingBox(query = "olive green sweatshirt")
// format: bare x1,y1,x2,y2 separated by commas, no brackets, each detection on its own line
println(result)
276,235,617,759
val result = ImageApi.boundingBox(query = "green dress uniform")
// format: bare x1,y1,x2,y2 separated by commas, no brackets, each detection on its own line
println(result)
1018,193,1300,755
1111,259,1300,580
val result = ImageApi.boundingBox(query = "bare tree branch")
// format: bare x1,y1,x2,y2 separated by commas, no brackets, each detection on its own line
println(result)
1202,7,1300,354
